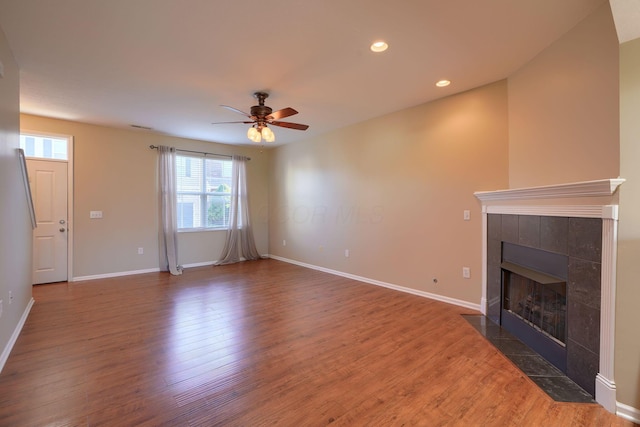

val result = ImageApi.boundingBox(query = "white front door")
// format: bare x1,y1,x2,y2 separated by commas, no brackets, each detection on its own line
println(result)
27,159,68,284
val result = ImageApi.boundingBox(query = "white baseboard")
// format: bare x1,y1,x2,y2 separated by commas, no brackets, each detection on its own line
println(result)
182,261,216,268
617,401,640,424
596,373,617,413
183,257,263,269
73,264,222,281
72,267,160,282
0,297,35,373
269,255,481,312
71,257,270,281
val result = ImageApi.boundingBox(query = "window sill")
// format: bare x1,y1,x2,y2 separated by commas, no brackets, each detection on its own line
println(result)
178,228,228,233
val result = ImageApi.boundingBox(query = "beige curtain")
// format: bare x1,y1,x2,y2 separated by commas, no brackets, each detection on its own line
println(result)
215,155,261,265
158,146,182,275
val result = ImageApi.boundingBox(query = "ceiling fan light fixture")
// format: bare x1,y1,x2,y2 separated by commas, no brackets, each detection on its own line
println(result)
261,126,275,142
370,40,389,53
247,126,261,142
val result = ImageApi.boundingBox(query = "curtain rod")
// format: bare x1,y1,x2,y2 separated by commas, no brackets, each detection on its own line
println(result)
149,145,250,161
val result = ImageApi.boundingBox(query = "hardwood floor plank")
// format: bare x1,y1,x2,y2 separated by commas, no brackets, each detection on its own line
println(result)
0,259,634,426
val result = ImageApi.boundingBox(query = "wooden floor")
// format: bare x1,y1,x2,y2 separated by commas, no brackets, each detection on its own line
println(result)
0,259,634,426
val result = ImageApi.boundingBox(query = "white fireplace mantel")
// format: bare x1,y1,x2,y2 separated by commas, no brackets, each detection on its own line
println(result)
474,178,625,202
474,178,624,414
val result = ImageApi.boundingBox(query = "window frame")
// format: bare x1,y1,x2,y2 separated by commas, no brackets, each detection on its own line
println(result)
176,154,232,232
19,132,69,160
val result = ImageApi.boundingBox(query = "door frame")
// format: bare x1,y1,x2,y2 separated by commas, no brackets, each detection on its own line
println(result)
22,130,74,283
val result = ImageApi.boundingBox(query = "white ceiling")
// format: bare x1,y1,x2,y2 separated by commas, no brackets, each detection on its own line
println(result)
610,0,640,43
0,0,608,146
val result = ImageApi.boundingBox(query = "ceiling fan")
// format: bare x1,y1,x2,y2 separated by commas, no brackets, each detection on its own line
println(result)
213,92,309,143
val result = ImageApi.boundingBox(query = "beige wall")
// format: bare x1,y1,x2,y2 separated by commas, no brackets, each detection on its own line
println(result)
616,36,640,409
269,80,509,305
508,3,619,188
21,114,270,278
0,29,33,366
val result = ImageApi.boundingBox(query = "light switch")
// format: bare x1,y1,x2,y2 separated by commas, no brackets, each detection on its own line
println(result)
90,211,103,219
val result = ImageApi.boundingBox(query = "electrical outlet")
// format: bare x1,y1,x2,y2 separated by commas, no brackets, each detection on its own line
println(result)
137,247,144,255
463,210,470,221
462,267,471,279
345,249,350,258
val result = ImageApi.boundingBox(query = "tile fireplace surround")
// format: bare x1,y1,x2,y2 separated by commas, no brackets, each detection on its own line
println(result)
475,178,625,413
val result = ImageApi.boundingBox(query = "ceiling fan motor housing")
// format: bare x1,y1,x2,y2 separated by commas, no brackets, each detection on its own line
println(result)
251,92,272,120
250,105,273,119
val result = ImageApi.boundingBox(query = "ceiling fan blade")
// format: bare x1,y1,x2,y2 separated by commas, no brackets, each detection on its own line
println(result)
221,105,251,117
271,121,309,131
268,107,298,121
212,120,254,125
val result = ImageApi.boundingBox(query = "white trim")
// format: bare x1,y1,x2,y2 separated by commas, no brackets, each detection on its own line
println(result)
66,136,74,283
72,268,160,282
596,374,618,414
617,401,640,424
269,255,481,312
181,256,260,269
182,261,216,268
20,129,73,143
485,205,619,219
474,178,625,201
0,298,34,373
481,206,488,315
597,217,618,412
70,255,268,281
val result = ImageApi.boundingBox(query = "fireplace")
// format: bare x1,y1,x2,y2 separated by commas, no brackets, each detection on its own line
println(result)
475,178,624,412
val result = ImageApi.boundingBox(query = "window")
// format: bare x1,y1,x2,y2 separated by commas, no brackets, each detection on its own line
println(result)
20,134,68,160
176,155,232,230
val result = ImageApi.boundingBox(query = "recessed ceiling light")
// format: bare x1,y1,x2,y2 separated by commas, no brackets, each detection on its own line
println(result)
370,40,389,53
436,80,451,87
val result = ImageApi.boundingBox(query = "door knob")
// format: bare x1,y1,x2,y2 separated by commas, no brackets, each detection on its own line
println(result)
59,228,66,232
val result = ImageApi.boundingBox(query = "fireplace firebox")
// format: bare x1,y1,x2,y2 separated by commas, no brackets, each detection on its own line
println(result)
500,242,570,372
502,267,566,345
501,263,567,372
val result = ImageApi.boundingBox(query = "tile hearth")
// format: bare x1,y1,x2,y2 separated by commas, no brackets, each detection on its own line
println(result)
463,314,594,403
